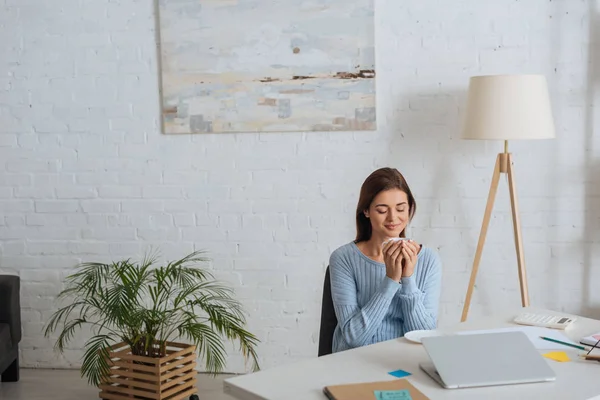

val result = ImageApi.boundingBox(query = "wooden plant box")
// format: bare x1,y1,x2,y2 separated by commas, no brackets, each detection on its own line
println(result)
99,342,198,400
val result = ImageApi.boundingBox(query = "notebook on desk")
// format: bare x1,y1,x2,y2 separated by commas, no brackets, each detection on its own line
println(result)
323,379,429,400
580,332,600,348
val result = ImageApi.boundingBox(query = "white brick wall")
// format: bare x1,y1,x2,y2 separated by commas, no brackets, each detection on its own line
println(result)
1,0,598,373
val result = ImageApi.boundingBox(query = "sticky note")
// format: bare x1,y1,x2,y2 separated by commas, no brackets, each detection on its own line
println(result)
387,369,412,378
543,351,570,362
374,389,413,400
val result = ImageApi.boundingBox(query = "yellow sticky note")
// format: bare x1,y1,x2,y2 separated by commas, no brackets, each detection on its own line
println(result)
543,351,570,362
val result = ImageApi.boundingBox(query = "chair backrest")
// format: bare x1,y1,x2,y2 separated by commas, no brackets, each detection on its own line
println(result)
0,275,21,344
318,266,338,357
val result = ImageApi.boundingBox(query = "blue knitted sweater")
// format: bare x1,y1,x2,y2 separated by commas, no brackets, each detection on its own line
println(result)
329,241,442,353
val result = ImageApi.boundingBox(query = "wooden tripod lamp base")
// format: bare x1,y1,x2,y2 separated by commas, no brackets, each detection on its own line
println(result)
460,149,530,322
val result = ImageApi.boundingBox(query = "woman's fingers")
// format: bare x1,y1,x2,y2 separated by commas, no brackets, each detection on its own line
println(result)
382,240,393,254
404,241,419,258
402,248,409,259
392,245,403,264
385,241,401,256
402,242,415,258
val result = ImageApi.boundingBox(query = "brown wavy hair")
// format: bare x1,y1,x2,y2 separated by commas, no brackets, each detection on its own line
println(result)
355,168,416,243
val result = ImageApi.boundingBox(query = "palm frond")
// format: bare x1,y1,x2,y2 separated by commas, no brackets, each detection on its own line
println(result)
224,325,261,373
80,335,114,386
44,301,85,338
187,289,246,321
173,280,233,309
179,322,227,373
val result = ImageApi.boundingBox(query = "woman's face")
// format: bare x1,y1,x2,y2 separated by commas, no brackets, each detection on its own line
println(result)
364,189,410,239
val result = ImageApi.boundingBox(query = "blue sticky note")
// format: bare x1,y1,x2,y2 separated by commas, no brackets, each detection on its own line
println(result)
374,389,413,400
388,369,412,378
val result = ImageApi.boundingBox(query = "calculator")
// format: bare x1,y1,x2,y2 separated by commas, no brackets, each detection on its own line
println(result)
513,312,576,330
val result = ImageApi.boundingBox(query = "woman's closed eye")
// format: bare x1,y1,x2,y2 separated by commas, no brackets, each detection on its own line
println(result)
375,207,405,214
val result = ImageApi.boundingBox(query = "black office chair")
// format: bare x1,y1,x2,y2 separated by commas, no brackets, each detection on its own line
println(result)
318,266,338,357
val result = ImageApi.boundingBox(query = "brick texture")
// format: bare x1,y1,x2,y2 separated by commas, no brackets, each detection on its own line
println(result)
1,0,598,373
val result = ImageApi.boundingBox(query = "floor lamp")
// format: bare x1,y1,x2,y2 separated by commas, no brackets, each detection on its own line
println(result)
460,75,555,322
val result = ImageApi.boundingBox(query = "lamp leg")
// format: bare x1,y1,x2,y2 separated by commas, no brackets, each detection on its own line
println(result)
461,155,502,322
507,154,530,307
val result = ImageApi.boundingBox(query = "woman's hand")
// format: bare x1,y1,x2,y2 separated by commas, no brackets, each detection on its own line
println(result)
401,240,420,277
383,240,404,282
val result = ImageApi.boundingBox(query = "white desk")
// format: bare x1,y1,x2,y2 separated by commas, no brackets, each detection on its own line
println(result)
224,307,600,400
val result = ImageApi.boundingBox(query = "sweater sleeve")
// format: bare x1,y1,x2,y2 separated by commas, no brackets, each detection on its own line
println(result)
397,249,442,333
329,250,399,350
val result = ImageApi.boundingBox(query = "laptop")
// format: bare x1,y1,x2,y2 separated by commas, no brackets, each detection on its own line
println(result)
419,331,556,389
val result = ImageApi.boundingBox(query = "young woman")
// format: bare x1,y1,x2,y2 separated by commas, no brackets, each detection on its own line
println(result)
329,167,442,353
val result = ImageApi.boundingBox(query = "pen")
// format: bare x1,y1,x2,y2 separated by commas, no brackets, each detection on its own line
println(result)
586,338,600,356
579,354,600,361
539,336,586,350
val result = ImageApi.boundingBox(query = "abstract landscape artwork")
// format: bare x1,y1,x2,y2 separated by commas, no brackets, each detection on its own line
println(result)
157,0,376,134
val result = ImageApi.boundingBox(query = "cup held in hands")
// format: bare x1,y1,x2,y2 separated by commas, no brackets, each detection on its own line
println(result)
381,237,411,248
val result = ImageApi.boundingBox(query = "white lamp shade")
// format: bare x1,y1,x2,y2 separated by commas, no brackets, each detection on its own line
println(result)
461,75,556,140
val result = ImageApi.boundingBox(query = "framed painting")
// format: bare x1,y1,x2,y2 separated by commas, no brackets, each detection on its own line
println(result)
157,0,376,133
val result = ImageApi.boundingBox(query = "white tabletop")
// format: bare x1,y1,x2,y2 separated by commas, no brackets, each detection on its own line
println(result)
224,307,600,400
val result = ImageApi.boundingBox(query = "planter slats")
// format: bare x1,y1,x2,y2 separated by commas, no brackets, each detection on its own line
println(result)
165,386,197,400
160,372,194,391
99,383,159,399
159,354,196,374
105,367,156,382
114,352,161,365
161,377,197,399
160,362,197,382
159,345,195,365
108,376,158,391
98,392,151,400
109,359,157,373
99,342,198,400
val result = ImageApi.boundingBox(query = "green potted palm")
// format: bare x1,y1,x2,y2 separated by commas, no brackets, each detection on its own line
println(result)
44,250,259,400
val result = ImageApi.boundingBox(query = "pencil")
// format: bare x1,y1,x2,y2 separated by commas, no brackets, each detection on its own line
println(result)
586,338,600,356
539,336,586,351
